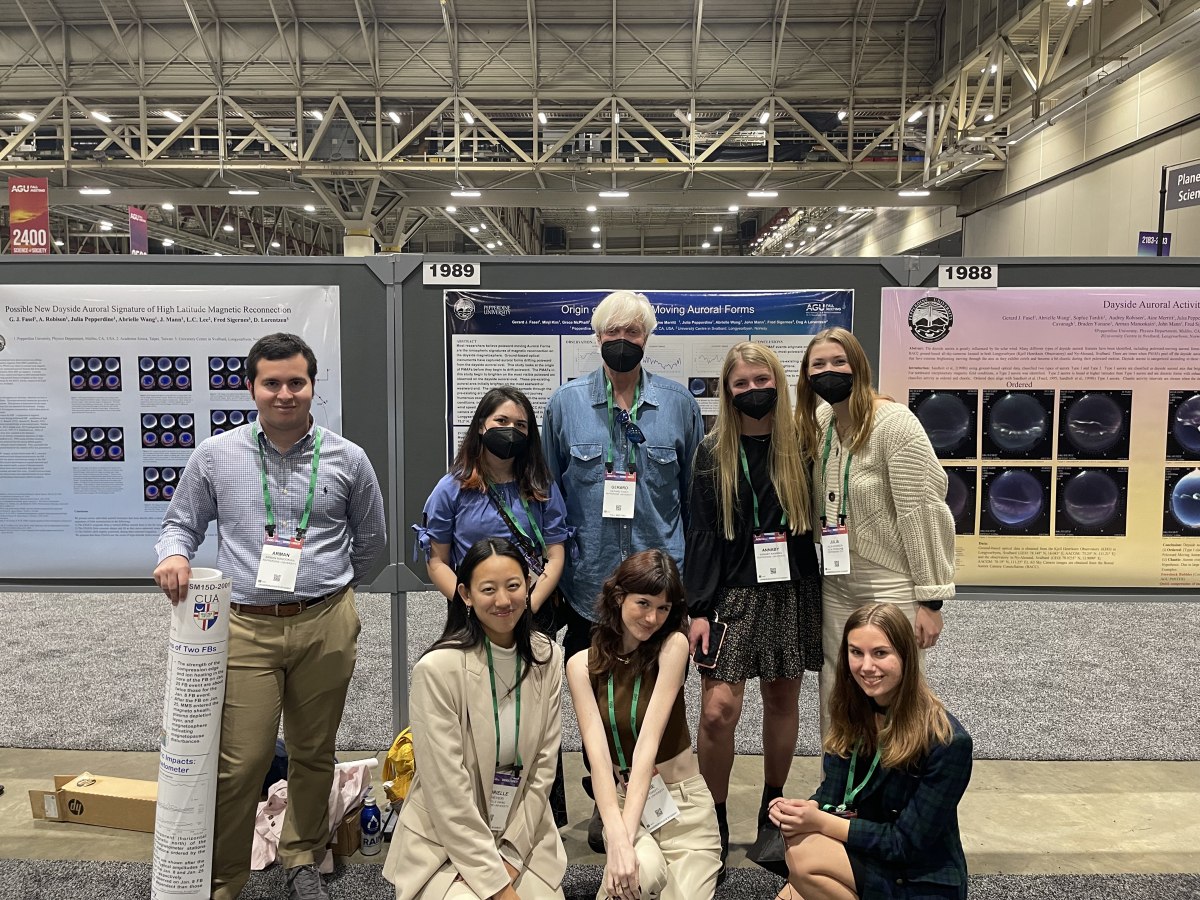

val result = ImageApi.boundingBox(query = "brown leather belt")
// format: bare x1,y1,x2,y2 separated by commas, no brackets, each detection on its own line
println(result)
232,591,333,618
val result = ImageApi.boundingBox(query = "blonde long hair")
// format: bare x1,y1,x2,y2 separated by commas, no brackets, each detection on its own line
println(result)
825,603,953,770
705,342,811,540
795,327,883,461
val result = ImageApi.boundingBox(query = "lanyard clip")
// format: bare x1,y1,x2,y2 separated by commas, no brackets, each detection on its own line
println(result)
295,527,307,540
264,524,276,539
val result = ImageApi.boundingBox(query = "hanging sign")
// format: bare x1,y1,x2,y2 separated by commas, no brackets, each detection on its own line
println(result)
7,177,50,254
130,207,149,255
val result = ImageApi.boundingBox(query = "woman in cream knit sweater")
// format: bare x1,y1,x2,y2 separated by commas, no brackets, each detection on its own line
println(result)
795,327,955,734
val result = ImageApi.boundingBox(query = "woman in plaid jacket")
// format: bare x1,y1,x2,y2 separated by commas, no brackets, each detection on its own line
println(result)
768,603,972,900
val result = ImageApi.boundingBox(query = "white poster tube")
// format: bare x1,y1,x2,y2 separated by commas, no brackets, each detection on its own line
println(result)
151,567,232,900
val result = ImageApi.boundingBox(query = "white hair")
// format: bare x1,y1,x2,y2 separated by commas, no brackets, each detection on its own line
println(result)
591,290,657,338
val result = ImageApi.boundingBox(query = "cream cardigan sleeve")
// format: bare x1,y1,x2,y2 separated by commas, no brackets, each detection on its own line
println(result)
879,408,957,602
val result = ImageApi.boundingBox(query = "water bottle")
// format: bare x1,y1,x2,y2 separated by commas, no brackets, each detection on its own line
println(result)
360,795,382,856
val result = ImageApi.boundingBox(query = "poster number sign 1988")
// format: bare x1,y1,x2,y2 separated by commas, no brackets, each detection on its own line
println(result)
938,263,998,288
424,262,481,286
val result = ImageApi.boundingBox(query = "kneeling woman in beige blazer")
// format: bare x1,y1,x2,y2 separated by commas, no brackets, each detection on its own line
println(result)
383,537,567,900
566,549,722,900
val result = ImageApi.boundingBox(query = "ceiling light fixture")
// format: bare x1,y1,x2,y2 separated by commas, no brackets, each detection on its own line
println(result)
388,111,401,124
223,224,234,232
271,241,280,248
747,190,778,198
163,110,183,123
304,204,316,212
17,111,36,122
91,111,112,123
469,226,479,233
983,113,994,122
479,223,487,229
907,109,923,123
487,242,496,249
451,190,482,197
713,225,723,233
538,111,547,125
991,64,998,73
759,110,770,125
784,242,794,249
825,223,832,229
838,206,848,212
100,221,113,230
614,112,620,123
162,239,175,246
591,225,600,232
463,111,475,124
702,241,711,248
214,252,222,256
587,205,597,212
837,110,847,121
598,190,629,198
806,225,817,233
229,188,259,195
310,109,323,120
898,189,931,196
446,206,457,213
592,241,602,249
496,240,503,245
80,187,111,195
53,239,64,246
162,203,174,211
728,205,739,212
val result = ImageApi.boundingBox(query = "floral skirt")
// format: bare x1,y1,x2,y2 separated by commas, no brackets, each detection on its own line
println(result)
706,575,822,683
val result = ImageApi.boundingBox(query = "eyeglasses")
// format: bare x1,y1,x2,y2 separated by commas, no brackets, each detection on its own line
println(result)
615,407,645,444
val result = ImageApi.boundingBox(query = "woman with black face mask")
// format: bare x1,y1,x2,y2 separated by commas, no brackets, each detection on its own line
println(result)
683,342,821,877
418,386,569,631
794,328,955,739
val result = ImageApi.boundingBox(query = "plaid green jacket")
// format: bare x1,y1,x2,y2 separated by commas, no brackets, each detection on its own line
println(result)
812,713,972,900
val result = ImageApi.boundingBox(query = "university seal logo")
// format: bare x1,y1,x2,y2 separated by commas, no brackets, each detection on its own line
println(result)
908,297,954,343
453,297,476,321
193,598,219,631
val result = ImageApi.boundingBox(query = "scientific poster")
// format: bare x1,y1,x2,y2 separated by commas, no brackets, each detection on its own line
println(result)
0,285,341,579
152,567,230,900
879,287,1200,588
444,289,853,454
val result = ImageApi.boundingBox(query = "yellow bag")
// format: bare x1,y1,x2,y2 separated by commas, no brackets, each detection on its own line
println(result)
382,727,415,804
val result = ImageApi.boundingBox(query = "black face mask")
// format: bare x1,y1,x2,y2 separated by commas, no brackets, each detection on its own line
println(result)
809,371,855,404
601,338,644,373
481,426,528,460
731,387,778,420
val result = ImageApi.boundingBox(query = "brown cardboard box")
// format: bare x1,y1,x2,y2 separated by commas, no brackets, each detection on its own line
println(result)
328,808,361,858
29,772,158,833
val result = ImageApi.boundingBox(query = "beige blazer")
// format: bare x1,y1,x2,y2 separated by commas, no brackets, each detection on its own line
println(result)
382,635,566,900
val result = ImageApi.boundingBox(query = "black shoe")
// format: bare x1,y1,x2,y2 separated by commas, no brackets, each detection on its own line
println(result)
285,864,330,900
716,818,729,884
587,803,605,853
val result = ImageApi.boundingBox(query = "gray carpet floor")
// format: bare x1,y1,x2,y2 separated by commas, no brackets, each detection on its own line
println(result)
2,590,1198,760
2,861,1198,900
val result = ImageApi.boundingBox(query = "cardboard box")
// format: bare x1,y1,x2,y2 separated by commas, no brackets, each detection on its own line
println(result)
328,808,361,858
29,772,158,833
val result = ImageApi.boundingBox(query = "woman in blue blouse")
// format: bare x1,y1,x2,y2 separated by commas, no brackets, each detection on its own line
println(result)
768,603,971,900
417,386,570,627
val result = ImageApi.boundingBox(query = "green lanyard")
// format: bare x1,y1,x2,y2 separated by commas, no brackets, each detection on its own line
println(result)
606,672,642,779
604,376,641,473
820,423,853,527
738,443,787,534
253,423,322,539
485,637,522,770
488,482,547,556
839,738,883,811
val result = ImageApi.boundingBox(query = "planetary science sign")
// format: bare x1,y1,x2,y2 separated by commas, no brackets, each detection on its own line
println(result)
880,287,1200,589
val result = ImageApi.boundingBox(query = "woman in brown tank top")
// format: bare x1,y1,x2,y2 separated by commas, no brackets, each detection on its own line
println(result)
565,549,722,900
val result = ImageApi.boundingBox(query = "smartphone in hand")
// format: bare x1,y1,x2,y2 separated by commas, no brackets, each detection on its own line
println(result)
692,620,727,669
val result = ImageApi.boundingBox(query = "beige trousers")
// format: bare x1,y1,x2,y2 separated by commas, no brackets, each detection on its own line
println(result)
440,868,564,900
210,585,360,900
818,554,923,736
597,773,722,900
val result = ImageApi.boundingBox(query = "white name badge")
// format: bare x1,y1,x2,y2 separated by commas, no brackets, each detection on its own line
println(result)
640,771,681,833
489,769,521,831
255,535,304,592
821,525,851,576
753,532,791,583
603,471,637,519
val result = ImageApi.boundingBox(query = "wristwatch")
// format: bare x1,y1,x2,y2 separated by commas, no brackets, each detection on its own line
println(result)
918,600,944,612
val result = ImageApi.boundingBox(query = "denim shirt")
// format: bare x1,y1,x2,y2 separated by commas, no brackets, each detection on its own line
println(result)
542,366,705,620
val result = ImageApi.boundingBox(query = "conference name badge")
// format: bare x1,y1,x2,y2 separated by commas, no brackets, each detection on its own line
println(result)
821,524,851,576
640,771,681,833
489,770,521,831
753,532,791,583
603,470,637,519
255,535,304,592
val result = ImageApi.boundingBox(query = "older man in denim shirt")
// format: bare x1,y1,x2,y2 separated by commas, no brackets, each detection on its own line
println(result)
542,290,705,660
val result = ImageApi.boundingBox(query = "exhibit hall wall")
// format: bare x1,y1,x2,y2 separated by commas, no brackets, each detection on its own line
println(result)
0,256,398,592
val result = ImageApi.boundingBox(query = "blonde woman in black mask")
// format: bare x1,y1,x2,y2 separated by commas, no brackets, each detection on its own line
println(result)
684,342,821,872
795,328,955,736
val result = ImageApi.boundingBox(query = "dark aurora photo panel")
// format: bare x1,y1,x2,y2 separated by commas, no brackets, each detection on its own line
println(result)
980,466,1052,536
911,389,978,459
943,466,977,535
1055,467,1128,537
1164,467,1200,537
981,389,1055,460
1057,390,1132,460
1166,390,1200,461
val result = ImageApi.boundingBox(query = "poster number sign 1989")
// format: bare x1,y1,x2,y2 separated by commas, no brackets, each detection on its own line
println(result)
938,263,998,288
424,262,481,286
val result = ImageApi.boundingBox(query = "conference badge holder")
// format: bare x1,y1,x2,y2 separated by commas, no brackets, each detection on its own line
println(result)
639,770,681,833
753,532,790,583
489,768,522,832
603,470,637,519
821,524,851,576
255,535,305,592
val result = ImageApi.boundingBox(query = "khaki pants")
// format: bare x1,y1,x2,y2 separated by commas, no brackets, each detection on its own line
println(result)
211,585,360,900
598,774,722,900
818,554,923,736
439,868,564,900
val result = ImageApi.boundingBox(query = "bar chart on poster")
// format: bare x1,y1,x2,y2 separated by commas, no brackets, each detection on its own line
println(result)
879,287,1200,588
443,289,854,456
0,285,342,579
